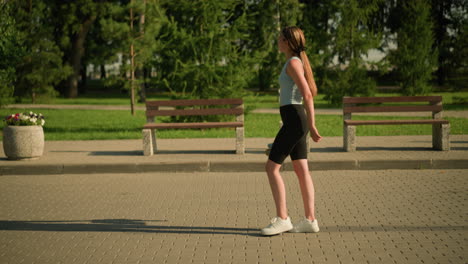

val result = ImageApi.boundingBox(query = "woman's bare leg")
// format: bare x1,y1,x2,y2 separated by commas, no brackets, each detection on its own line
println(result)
292,159,315,220
265,159,288,219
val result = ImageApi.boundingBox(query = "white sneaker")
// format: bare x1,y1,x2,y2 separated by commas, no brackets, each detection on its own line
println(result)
261,216,293,236
289,218,320,233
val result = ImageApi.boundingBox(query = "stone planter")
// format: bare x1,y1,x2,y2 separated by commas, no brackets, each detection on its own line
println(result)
2,126,44,160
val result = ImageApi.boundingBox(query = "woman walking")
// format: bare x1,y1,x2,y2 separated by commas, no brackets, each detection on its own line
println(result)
261,26,322,236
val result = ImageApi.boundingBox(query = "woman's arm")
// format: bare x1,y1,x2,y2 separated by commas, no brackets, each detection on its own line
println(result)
287,59,322,142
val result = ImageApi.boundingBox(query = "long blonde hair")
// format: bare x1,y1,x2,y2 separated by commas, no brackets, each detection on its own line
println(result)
281,26,317,97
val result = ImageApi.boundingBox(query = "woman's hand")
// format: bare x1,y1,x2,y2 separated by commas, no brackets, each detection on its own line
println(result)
310,126,322,142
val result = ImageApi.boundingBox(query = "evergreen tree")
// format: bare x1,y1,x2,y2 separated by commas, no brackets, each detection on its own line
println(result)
0,1,24,107
450,20,467,89
52,0,99,98
98,0,165,114
248,0,301,92
323,0,382,105
153,0,255,99
298,0,336,96
390,0,437,95
246,0,281,92
431,0,467,87
98,0,134,95
12,0,72,103
80,21,107,94
128,0,165,114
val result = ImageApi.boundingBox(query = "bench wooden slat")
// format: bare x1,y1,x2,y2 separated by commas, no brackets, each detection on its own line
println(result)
343,105,443,114
144,122,244,129
343,96,442,104
146,108,243,117
146,98,243,107
344,119,449,126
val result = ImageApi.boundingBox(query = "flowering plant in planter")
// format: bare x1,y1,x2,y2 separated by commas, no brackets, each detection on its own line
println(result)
4,112,45,126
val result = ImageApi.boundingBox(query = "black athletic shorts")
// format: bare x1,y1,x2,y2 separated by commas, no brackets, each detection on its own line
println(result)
268,104,308,164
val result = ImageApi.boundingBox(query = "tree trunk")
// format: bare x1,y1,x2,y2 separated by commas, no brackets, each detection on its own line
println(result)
100,64,106,79
79,64,87,94
66,15,96,98
432,0,450,86
137,67,147,103
130,43,136,115
130,3,135,116
137,1,147,103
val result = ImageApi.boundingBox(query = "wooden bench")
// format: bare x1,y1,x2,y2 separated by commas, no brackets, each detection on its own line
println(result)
142,98,244,155
343,96,450,152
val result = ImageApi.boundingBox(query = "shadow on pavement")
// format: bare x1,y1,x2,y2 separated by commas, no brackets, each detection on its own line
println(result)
90,149,268,156
354,147,435,151
50,150,143,156
310,147,439,152
90,151,142,156
0,219,259,236
152,150,236,155
1,219,465,236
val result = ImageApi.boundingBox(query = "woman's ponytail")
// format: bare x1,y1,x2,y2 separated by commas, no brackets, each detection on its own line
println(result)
282,26,318,97
300,51,317,97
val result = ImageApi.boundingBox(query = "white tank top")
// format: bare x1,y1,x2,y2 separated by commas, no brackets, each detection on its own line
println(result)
279,56,303,106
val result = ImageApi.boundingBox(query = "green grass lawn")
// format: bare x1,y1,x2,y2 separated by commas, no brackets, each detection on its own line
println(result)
14,91,468,110
1,109,466,141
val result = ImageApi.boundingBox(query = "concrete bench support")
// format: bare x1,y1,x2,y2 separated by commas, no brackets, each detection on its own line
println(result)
343,125,356,152
236,127,245,154
142,129,157,156
433,123,450,151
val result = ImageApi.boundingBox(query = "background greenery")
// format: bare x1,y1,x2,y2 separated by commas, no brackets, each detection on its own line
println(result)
1,0,466,108
1,0,466,141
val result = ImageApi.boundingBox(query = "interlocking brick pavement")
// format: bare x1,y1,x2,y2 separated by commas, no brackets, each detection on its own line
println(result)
0,170,466,263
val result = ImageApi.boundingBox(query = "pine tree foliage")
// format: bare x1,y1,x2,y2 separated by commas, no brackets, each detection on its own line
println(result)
51,0,99,98
246,0,281,92
0,2,24,107
431,0,467,86
153,0,256,100
12,0,72,103
96,0,165,104
451,21,468,89
298,0,337,97
1,0,465,108
390,0,437,95
247,0,301,92
323,0,382,105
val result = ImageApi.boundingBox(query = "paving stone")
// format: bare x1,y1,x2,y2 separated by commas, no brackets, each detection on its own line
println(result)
0,170,466,264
